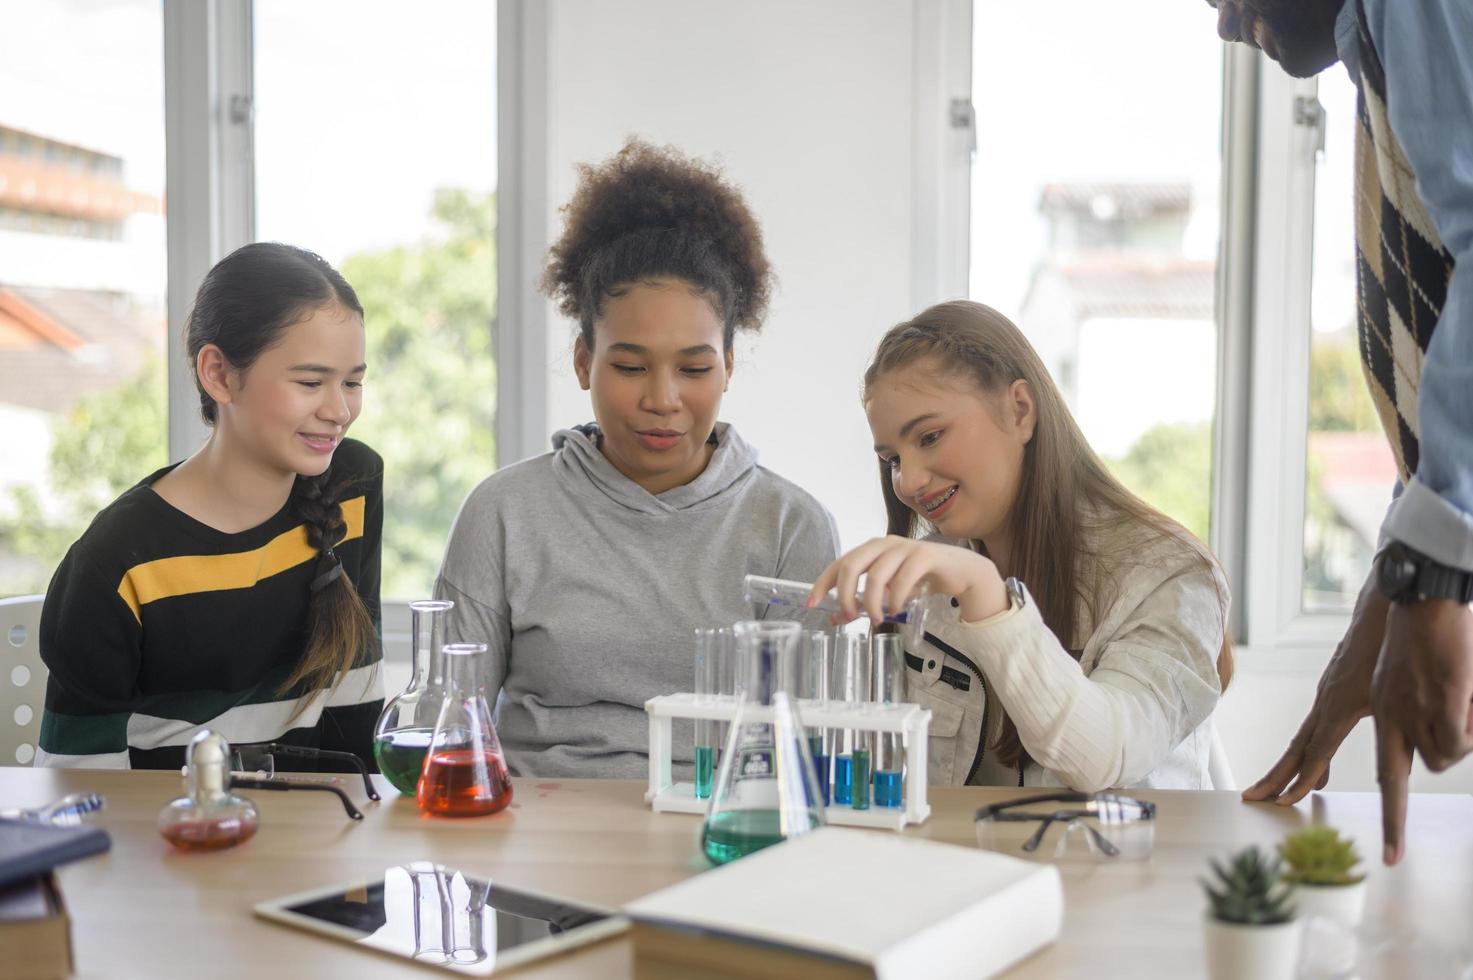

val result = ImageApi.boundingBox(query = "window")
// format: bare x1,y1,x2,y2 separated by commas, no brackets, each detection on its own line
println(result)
970,0,1224,543
253,0,498,599
0,2,167,597
1302,69,1395,612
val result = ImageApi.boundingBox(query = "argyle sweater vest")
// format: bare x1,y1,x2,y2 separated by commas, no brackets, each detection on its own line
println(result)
1353,0,1456,484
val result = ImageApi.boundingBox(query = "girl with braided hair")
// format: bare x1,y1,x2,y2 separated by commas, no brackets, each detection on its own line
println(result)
36,242,384,771
437,139,839,779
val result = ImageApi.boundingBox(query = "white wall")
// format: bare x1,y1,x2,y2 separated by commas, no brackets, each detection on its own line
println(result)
540,0,924,550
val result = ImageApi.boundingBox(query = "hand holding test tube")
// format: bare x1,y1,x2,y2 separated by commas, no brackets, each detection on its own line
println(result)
743,574,928,648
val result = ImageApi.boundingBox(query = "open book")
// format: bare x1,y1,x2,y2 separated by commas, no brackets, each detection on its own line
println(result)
625,827,1062,979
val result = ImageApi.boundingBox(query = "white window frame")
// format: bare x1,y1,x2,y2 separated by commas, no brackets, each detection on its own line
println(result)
944,5,1354,652
163,0,255,462
910,0,973,310
1242,68,1352,651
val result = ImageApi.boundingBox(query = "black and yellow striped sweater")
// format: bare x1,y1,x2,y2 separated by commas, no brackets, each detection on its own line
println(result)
36,438,385,771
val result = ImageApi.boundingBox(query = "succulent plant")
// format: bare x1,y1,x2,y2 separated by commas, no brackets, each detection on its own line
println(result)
1278,826,1366,886
1203,846,1297,925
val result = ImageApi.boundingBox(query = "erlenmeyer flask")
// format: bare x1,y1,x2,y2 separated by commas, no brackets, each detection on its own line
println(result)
374,599,455,795
701,620,825,865
417,643,514,817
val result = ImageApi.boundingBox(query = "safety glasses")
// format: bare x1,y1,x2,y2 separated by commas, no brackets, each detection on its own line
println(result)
974,792,1156,862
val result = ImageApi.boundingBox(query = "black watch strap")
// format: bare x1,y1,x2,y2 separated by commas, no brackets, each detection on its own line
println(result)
1418,559,1473,604
1378,541,1473,604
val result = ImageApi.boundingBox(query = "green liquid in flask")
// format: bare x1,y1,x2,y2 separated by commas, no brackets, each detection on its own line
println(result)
694,745,715,799
373,728,434,795
701,810,818,865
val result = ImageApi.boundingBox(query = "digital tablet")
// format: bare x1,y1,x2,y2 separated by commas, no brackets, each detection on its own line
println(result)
254,863,628,975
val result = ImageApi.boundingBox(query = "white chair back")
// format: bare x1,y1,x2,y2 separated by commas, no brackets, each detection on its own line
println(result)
1,595,46,766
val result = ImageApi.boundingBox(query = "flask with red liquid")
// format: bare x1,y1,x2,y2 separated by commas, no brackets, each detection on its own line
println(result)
158,730,259,851
417,642,513,817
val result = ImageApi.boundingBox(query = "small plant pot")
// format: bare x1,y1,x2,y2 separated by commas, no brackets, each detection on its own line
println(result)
1203,915,1302,980
1290,880,1366,929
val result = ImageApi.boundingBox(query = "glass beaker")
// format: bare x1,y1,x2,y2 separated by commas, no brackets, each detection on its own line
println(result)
830,631,872,808
374,599,455,795
417,642,514,817
799,629,834,806
871,633,905,809
701,621,825,865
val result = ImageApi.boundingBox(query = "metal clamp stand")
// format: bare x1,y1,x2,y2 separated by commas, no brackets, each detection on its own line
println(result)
644,692,932,829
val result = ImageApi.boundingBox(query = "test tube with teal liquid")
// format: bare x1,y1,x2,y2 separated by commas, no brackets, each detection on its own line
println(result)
871,633,905,809
831,631,871,808
693,628,720,799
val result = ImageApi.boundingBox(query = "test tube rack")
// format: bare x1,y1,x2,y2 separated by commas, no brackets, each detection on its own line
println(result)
643,692,932,830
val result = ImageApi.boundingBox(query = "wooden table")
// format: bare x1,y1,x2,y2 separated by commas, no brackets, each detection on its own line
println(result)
4,768,1471,978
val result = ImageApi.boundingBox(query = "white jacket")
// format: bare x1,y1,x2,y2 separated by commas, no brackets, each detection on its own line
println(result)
907,525,1228,791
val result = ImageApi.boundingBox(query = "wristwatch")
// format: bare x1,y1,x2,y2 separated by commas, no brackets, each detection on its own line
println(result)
1374,540,1473,604
1004,576,1027,611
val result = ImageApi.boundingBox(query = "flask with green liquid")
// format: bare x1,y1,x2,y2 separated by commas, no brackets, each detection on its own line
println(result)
373,599,454,794
701,620,826,864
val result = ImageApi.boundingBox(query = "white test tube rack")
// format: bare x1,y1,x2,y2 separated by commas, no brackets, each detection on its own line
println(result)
643,692,932,830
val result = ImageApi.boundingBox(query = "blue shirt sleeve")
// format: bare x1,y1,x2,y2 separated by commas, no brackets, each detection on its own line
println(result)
1362,0,1473,570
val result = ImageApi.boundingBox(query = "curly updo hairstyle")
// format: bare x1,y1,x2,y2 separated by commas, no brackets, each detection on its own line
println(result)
541,138,773,351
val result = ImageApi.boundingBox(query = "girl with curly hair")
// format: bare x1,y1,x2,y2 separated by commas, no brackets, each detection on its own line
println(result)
437,140,838,779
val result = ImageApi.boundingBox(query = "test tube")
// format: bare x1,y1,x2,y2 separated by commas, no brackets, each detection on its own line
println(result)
799,630,834,806
871,633,905,809
693,628,719,799
714,625,737,767
743,574,928,648
830,631,872,808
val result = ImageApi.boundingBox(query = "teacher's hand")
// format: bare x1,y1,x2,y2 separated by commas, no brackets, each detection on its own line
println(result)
1242,577,1387,805
1372,598,1473,866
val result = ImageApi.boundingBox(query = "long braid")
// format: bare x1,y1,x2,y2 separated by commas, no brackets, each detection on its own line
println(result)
278,467,378,701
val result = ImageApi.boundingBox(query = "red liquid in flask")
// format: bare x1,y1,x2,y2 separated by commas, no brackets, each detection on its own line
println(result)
417,749,514,817
160,815,257,851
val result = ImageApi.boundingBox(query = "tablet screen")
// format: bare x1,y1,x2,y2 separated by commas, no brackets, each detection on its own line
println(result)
264,863,617,975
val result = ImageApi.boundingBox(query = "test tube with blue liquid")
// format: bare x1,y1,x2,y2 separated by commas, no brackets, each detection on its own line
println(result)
693,628,720,799
871,633,905,809
800,630,834,806
830,631,872,809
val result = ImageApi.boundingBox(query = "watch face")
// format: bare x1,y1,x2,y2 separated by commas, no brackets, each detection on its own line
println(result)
1378,553,1417,597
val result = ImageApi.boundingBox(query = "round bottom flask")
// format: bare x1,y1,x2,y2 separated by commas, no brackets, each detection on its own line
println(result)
159,730,259,851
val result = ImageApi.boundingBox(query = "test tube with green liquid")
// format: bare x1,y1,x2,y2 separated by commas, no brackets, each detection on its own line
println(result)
693,628,719,799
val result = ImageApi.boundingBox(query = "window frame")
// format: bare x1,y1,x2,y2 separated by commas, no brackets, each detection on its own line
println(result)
1242,69,1357,651
949,5,1357,652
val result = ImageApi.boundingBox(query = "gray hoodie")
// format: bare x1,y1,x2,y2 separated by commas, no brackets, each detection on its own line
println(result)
436,422,840,778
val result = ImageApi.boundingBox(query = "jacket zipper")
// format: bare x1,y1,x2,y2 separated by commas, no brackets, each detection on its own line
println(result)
923,631,988,784
923,630,1025,787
